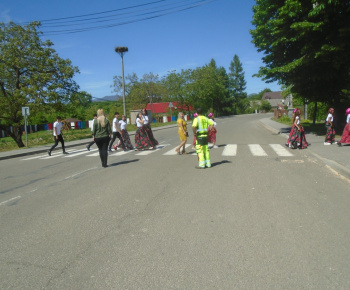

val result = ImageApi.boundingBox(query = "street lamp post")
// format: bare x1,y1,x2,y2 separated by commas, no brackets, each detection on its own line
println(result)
115,46,128,117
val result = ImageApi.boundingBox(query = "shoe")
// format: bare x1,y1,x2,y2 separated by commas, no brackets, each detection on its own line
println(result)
195,166,205,169
48,150,51,156
108,149,112,152
192,146,196,150
175,149,180,155
337,142,342,147
285,143,289,147
213,145,218,148
324,142,331,145
86,145,90,151
102,164,108,168
63,151,69,154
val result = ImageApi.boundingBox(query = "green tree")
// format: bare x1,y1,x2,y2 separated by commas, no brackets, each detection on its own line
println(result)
228,54,247,114
250,0,350,123
0,21,80,147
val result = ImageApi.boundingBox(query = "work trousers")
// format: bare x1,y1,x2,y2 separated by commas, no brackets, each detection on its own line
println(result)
50,134,65,152
95,136,110,167
196,138,211,168
109,132,125,150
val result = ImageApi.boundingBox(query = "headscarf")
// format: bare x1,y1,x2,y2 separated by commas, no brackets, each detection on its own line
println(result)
346,108,350,115
208,113,213,117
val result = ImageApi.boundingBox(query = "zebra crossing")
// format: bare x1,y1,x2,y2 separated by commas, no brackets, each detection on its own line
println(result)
20,143,296,161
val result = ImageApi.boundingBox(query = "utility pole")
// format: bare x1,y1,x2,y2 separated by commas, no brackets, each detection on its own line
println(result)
115,47,128,117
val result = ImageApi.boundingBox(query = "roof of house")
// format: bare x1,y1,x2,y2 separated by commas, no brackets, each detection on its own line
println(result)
262,91,283,100
145,102,194,114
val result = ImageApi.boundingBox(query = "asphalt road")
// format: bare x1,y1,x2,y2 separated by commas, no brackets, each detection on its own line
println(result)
1,114,349,289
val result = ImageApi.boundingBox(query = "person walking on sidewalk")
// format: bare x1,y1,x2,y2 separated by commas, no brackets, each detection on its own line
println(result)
175,112,188,155
48,116,68,156
192,107,214,169
93,109,112,168
86,114,97,151
338,108,350,146
108,112,126,152
324,108,336,145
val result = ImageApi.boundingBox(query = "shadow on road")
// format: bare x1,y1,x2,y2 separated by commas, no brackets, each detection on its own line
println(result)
211,160,232,167
109,159,140,167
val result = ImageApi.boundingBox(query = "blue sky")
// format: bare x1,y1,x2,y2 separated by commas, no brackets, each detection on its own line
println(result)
0,0,281,100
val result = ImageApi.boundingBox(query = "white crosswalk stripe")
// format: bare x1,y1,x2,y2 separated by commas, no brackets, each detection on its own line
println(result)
248,144,268,156
269,144,294,157
222,144,237,156
20,143,295,161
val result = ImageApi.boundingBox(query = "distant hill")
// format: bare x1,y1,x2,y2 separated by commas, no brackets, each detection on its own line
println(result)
92,95,122,102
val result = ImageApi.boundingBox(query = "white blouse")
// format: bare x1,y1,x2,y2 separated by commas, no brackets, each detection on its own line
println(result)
326,113,333,122
119,119,127,130
143,115,149,125
136,118,143,128
347,114,350,123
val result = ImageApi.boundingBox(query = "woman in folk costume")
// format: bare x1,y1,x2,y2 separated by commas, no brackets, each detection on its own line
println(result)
115,115,134,150
134,112,154,151
286,108,308,149
324,108,336,145
207,113,218,148
338,108,350,146
142,108,159,147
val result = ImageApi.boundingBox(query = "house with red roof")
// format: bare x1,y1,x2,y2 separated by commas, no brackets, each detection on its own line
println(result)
145,102,194,114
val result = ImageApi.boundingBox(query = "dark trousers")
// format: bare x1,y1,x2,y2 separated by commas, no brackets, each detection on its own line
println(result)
109,132,125,150
95,136,110,166
50,134,65,152
87,140,95,148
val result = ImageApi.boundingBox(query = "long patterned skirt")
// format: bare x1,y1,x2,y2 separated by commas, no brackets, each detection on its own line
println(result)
208,127,217,143
286,124,308,149
134,127,153,150
325,123,336,143
117,129,133,150
143,124,159,147
339,123,350,144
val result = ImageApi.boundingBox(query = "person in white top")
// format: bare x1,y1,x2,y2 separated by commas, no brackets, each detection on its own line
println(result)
86,114,97,151
116,115,133,150
142,108,158,147
338,107,350,146
324,108,336,145
134,112,153,150
48,116,68,156
286,108,308,149
108,112,126,151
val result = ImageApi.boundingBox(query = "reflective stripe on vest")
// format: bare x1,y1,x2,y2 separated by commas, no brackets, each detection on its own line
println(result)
196,116,209,134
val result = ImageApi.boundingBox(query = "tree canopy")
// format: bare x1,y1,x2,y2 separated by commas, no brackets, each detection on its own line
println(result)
250,0,350,109
0,21,82,147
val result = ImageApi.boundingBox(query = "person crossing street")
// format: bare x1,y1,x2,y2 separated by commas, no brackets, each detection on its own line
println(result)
192,108,214,169
48,116,68,156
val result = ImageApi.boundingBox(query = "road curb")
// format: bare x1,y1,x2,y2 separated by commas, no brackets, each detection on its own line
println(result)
259,119,350,181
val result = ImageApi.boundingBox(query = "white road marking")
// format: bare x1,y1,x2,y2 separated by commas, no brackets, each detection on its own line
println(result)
163,144,192,155
0,196,21,206
222,144,237,156
269,144,294,157
64,167,98,180
63,148,97,157
248,144,267,156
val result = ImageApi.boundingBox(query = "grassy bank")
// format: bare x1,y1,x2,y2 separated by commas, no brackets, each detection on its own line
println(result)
0,121,178,152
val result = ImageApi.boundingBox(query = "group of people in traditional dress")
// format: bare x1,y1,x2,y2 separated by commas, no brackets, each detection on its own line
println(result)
286,107,350,149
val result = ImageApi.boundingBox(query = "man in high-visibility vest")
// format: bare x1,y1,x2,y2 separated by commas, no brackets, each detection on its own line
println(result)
192,108,214,169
